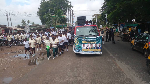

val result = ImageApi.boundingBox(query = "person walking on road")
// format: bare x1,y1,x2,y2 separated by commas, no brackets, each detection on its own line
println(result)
29,36,36,57
45,36,51,60
109,29,112,41
58,33,65,55
36,34,42,51
100,29,105,44
50,34,59,59
106,29,109,42
112,30,115,44
23,38,31,55
7,34,12,47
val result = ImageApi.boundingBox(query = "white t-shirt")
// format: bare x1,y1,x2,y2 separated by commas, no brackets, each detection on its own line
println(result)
50,38,59,48
67,33,71,39
23,41,29,48
49,37,52,40
29,39,36,48
52,31,57,35
7,35,12,41
45,32,48,36
36,37,41,44
14,35,18,39
45,40,51,47
58,36,64,45
62,34,65,37
63,35,68,42
42,36,47,42
18,35,22,40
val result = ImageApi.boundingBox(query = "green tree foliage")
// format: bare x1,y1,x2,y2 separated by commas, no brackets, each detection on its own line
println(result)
21,19,26,26
32,22,35,25
100,0,150,24
27,20,30,25
37,0,72,28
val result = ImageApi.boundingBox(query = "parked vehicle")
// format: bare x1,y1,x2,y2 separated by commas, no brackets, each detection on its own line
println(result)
131,33,150,58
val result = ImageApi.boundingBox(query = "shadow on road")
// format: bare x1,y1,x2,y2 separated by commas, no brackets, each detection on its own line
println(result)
75,54,102,57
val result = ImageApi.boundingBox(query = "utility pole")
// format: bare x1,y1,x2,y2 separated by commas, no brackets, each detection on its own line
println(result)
67,8,69,27
70,9,71,26
96,15,97,25
72,10,74,26
105,14,107,25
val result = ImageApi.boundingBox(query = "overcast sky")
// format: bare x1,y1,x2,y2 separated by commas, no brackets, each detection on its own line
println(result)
0,0,104,26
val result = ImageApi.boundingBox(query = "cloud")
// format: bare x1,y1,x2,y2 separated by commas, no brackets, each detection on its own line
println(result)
0,0,104,26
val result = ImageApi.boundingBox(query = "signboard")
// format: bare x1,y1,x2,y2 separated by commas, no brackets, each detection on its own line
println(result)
73,36,102,54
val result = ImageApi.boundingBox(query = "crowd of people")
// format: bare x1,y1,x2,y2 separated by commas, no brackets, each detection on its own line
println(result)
0,28,74,60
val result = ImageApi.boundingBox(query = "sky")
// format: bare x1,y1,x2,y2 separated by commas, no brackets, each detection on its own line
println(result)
0,0,104,27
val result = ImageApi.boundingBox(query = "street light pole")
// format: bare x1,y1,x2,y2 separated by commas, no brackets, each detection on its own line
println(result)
105,14,107,25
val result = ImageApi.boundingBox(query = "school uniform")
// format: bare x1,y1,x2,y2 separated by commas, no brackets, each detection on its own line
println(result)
42,35,47,42
18,35,22,44
45,39,51,58
36,37,42,45
7,35,12,47
0,35,3,45
50,38,59,58
14,35,18,45
7,35,12,42
58,36,65,49
64,35,68,46
67,33,71,45
29,39,36,50
23,41,30,51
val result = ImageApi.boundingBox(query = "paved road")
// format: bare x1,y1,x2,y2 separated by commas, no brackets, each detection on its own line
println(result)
12,37,150,84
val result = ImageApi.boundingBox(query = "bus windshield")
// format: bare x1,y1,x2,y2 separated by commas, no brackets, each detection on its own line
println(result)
76,26,98,36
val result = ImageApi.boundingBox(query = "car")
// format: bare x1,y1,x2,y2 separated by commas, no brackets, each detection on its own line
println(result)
131,33,150,58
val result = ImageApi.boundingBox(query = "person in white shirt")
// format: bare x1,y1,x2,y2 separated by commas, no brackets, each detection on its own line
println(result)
0,33,2,46
23,38,31,55
42,34,47,48
12,33,15,44
52,30,57,35
18,34,22,44
64,33,69,51
35,35,42,51
7,34,12,47
45,36,51,60
50,34,59,59
67,31,72,46
58,33,65,55
29,36,36,57
14,33,18,45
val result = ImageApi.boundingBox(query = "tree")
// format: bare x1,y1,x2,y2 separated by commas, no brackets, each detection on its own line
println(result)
21,19,26,26
32,22,35,25
27,20,30,25
37,0,72,28
17,25,21,28
100,0,150,24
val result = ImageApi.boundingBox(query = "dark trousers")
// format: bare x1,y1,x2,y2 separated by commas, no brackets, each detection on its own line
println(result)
109,36,111,41
53,47,58,57
106,36,109,42
46,48,51,58
112,36,115,44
